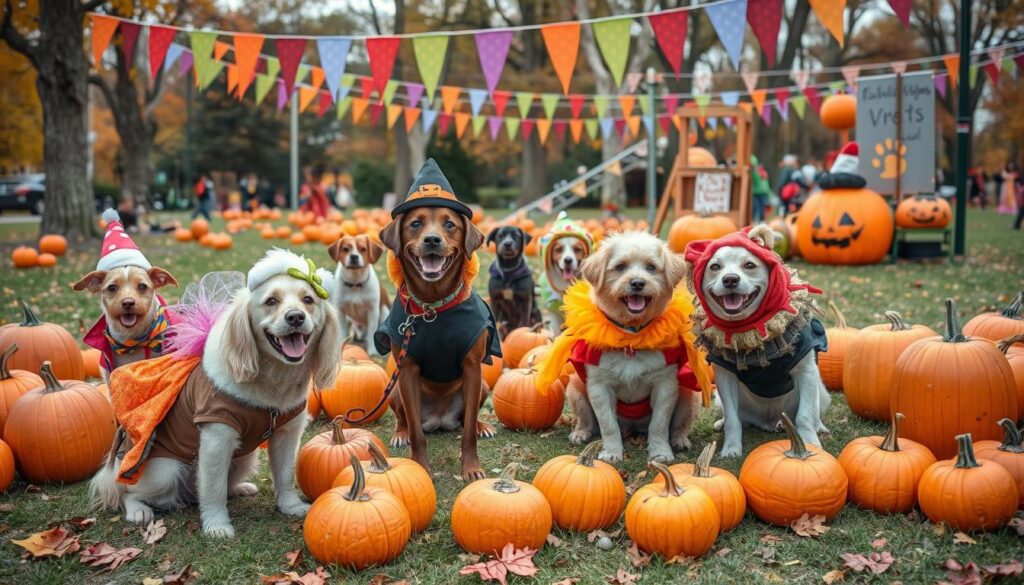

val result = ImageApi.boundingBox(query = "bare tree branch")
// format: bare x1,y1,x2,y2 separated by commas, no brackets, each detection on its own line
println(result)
82,0,107,12
1,0,37,63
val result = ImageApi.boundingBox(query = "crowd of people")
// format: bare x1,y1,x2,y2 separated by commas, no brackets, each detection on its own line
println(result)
968,161,1023,229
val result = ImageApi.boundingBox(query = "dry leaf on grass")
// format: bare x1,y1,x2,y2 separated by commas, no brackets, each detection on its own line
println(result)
605,568,640,584
952,532,977,545
367,575,410,585
790,514,830,538
79,543,142,571
458,552,482,564
161,564,198,584
11,526,81,559
760,533,784,545
0,503,14,512
715,547,733,558
285,549,304,568
260,567,330,585
625,542,650,567
870,538,887,549
459,543,538,585
550,578,580,585
982,559,1024,577
839,552,895,575
546,533,563,548
64,517,95,531
1008,516,1024,536
142,519,168,545
821,569,845,583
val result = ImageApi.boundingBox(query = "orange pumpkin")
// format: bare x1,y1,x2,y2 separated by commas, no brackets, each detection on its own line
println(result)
492,361,564,432
843,311,935,421
891,299,1017,459
667,214,738,254
996,334,1024,419
38,234,67,256
738,414,848,525
481,355,504,389
819,301,858,392
319,359,388,425
521,345,572,386
626,461,720,559
532,441,625,532
11,246,38,268
4,362,115,483
895,194,952,229
0,344,42,432
0,301,85,380
341,345,370,361
451,463,552,554
686,147,718,167
785,213,801,257
260,228,275,240
501,324,551,368
917,433,1018,532
173,228,193,242
190,218,210,239
290,233,307,245
837,413,937,514
296,417,388,500
276,226,292,238
0,439,14,491
655,441,746,532
211,233,233,250
35,253,57,268
964,291,1024,342
796,187,893,265
973,419,1024,508
307,388,322,420
820,94,857,130
81,348,102,379
331,442,436,532
304,456,411,569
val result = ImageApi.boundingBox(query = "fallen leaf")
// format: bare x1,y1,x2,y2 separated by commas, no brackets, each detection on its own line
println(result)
715,547,733,558
285,549,303,568
551,579,580,585
939,558,982,585
1008,516,1024,536
625,542,650,568
0,503,14,512
143,579,164,585
666,554,694,566
142,519,168,545
821,569,845,584
261,567,329,585
65,517,96,531
790,514,830,538
459,543,538,585
760,533,784,544
870,538,888,549
931,522,947,536
79,542,142,570
840,551,895,575
546,533,563,548
982,559,1023,577
952,532,976,545
11,526,81,559
457,552,482,564
587,529,609,543
162,564,197,584
605,568,640,584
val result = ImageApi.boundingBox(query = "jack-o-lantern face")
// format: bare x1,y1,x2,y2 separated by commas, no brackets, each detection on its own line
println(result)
895,195,952,229
810,212,864,248
796,187,894,265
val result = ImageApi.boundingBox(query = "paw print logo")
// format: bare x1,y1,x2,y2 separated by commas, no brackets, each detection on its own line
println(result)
872,139,907,179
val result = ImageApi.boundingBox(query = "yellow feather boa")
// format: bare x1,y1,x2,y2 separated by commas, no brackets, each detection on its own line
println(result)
386,251,480,291
535,280,714,406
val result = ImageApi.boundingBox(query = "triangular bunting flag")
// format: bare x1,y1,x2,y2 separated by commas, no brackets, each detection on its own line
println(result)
455,112,471,138
803,86,822,113
569,119,584,143
537,197,553,213
440,86,461,114
719,91,739,107
750,89,767,114
647,10,687,75
469,89,488,116
808,0,846,46
593,95,610,118
299,87,317,113
541,23,581,94
505,117,521,140
694,94,711,116
317,37,351,101
234,34,265,99
317,92,332,118
404,106,421,131
119,22,141,65
255,74,274,105
90,14,120,69
760,105,773,125
351,97,369,123
983,62,999,85
338,73,354,99
887,0,911,29
212,41,229,62
943,55,960,88
618,95,636,118
522,119,535,141
775,88,789,120
294,65,310,87
412,35,448,101
366,37,401,99
934,73,947,98
226,63,239,95
148,25,177,82
638,95,651,117
189,30,218,87
198,60,224,91
541,94,559,119
516,92,534,119
383,80,399,105
892,61,907,75
276,79,287,111
600,117,614,139
658,115,671,136
569,94,585,119
493,90,511,116
585,118,599,140
369,103,385,127
747,0,783,66
474,30,513,94
571,182,587,197
663,95,679,116
607,159,622,177
536,118,552,145
706,0,748,69
275,38,306,96
357,77,374,100
387,104,403,129
335,96,352,120
421,108,438,132
553,120,568,142
790,95,807,119
841,65,860,87
592,17,632,88
406,83,425,107
626,116,641,138
438,113,452,136
741,71,759,94
177,49,192,76
473,115,488,139
828,80,845,94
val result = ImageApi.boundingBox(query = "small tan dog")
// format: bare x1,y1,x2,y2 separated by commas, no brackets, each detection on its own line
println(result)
328,235,390,356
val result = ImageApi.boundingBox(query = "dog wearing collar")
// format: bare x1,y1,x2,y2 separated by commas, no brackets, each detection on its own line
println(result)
328,234,391,355
538,212,593,336
684,225,830,458
486,225,541,333
374,159,502,482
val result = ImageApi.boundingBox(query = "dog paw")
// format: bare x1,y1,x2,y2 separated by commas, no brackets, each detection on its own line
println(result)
598,448,623,463
278,498,311,518
230,482,258,497
648,444,675,463
670,435,692,452
719,442,743,458
568,430,593,445
203,521,236,539
477,422,496,439
390,431,410,449
125,502,154,525
817,423,831,435
712,418,725,432
462,466,486,482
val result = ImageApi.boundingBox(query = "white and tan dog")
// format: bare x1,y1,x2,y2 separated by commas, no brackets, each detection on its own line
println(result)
91,250,342,538
538,212,593,336
684,225,830,458
328,235,390,355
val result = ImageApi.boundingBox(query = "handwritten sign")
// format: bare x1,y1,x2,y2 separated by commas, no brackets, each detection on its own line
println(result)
694,172,732,214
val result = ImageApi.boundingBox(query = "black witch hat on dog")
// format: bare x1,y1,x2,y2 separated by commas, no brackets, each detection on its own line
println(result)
391,158,473,218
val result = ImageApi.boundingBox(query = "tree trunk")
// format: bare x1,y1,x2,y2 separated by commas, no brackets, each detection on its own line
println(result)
519,134,548,205
112,53,152,206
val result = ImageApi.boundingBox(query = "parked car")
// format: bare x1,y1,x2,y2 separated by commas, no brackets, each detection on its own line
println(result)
0,174,45,215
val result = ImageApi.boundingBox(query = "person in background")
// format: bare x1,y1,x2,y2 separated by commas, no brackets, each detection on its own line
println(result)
240,173,259,210
334,165,354,212
299,164,330,219
750,155,773,222
968,167,988,209
191,172,214,220
998,161,1020,216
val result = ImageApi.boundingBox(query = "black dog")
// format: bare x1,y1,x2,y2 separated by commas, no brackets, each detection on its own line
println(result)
487,226,542,335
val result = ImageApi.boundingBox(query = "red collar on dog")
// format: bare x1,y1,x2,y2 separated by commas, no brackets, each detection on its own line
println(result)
398,281,471,317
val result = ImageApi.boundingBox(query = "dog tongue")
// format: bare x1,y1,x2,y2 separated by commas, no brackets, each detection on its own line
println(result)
420,255,444,274
626,295,647,312
722,293,746,310
561,268,575,281
119,313,138,327
279,333,307,358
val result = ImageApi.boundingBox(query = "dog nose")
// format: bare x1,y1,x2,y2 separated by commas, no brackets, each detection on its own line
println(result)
285,310,306,327
630,279,646,292
121,298,135,308
423,234,442,248
722,274,740,289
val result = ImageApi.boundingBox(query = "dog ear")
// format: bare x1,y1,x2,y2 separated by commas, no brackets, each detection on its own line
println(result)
463,217,485,258
366,237,385,265
327,238,344,262
222,290,260,384
578,245,607,290
148,267,179,289
662,247,687,289
485,228,499,246
310,304,342,390
72,270,107,293
522,229,532,245
379,215,402,254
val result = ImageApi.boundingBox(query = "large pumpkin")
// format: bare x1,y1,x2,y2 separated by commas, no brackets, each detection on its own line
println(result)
667,214,738,254
784,214,801,257
341,344,370,361
0,301,84,382
996,334,1024,419
964,291,1024,342
819,301,858,392
973,419,1024,508
655,441,746,532
820,94,856,131
501,324,550,368
796,187,893,265
332,442,436,532
492,362,564,432
296,417,387,500
891,299,1018,459
318,359,388,425
0,344,42,432
917,433,1018,532
843,311,935,421
304,456,411,569
895,194,951,229
687,147,718,167
626,461,720,559
837,413,936,514
521,345,573,387
4,362,115,483
0,439,13,492
738,414,848,526
11,246,38,268
451,463,552,554
532,441,625,532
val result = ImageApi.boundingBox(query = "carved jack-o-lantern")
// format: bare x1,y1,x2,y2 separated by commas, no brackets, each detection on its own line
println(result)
895,194,951,229
796,187,893,265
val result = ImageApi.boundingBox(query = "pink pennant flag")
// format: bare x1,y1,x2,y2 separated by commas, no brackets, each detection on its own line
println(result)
474,30,513,94
317,92,332,118
792,69,810,90
934,73,947,98
119,22,141,65
369,103,385,127
746,0,783,66
488,116,503,141
803,86,822,114
522,119,535,141
663,95,679,116
569,95,585,119
892,61,907,74
613,118,626,140
553,120,568,142
841,65,860,87
276,38,306,96
367,37,401,99
658,115,671,136
760,106,773,125
493,90,511,116
741,71,759,94
148,25,177,82
437,113,452,136
887,0,912,29
647,10,688,75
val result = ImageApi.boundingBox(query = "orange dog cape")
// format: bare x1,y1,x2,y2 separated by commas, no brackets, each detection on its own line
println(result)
109,354,200,484
535,281,714,407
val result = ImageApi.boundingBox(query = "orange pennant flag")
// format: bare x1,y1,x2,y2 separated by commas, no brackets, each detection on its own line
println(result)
352,97,369,123
404,107,421,132
618,95,636,119
90,14,120,69
226,63,239,94
671,115,684,133
626,116,641,138
569,119,584,144
541,23,581,94
535,118,552,145
233,34,265,98
697,116,706,129
213,41,231,61
311,67,325,91
441,86,461,115
454,112,471,138
750,89,768,114
299,87,317,113
386,104,403,129
808,0,846,47
943,54,960,88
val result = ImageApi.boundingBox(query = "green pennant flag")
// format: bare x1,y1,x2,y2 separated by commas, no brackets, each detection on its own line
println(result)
969,64,978,88
472,115,487,137
593,95,610,119
694,94,711,116
516,92,534,119
335,96,352,120
412,35,448,101
541,93,559,119
265,57,281,81
639,95,652,116
828,80,845,94
295,65,309,86
189,31,217,86
584,118,599,140
1003,57,1017,79
592,17,632,88
340,73,355,89
255,74,274,105
199,59,225,90
505,117,521,140
790,95,807,119
383,79,399,105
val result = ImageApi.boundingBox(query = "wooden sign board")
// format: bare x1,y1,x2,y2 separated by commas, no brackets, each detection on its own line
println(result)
694,172,732,214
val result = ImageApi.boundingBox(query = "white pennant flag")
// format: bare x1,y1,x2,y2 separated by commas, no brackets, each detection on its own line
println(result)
792,70,810,90
741,71,759,94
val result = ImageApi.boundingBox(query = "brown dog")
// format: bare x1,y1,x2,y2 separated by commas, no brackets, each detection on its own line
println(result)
373,159,501,481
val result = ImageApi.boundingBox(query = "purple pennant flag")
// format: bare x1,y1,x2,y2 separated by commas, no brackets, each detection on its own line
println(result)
405,82,424,107
475,30,513,94
276,79,288,112
760,105,773,125
178,50,193,76
935,73,947,98
488,116,503,140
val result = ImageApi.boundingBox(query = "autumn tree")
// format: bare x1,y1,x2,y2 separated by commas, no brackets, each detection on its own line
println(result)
0,43,41,173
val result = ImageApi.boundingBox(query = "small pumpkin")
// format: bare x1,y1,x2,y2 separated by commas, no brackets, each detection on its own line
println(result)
304,455,411,569
796,185,893,265
837,413,937,514
0,439,14,491
532,441,625,532
81,348,102,379
996,334,1024,419
521,345,572,386
492,360,564,432
501,324,551,368
667,214,739,254
917,433,1018,532
4,362,116,483
785,213,801,257
318,359,388,424
891,299,1017,459
341,344,370,361
290,233,307,245
11,246,38,268
36,253,57,268
276,226,292,238
451,463,552,554
819,301,859,391
973,419,1024,508
964,290,1024,342
0,344,42,432
738,413,848,526
0,301,85,380
820,94,857,131
895,194,952,229
843,310,935,421
655,441,746,532
626,461,720,559
767,216,792,260
38,234,67,256
296,417,387,500
173,228,193,242
190,218,210,239
331,442,436,532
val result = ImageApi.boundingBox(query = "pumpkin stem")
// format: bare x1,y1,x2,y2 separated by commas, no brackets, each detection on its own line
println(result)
883,311,911,332
576,441,604,467
827,301,849,330
366,441,392,473
0,344,17,380
1001,290,1024,319
780,413,812,460
953,433,981,469
942,298,967,343
649,460,683,497
343,455,371,502
879,413,904,452
996,334,1024,354
492,463,522,494
39,361,64,393
18,299,41,327
330,415,347,444
693,441,717,478
996,418,1024,454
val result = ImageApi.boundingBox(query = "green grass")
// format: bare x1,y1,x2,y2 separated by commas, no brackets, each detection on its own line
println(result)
0,208,1022,584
